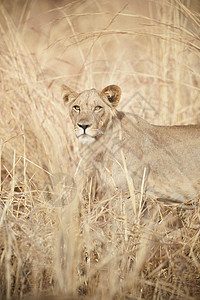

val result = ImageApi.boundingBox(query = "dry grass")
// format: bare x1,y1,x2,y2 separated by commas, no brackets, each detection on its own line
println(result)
0,0,200,299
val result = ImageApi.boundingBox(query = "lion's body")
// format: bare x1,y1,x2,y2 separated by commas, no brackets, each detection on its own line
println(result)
62,85,200,203
104,113,200,202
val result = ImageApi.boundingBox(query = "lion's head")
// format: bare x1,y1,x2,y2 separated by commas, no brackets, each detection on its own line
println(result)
62,85,121,144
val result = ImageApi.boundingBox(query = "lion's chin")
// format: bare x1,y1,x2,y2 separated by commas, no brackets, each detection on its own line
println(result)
78,135,96,145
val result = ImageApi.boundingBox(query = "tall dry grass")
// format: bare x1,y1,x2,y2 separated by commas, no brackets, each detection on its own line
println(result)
0,0,200,299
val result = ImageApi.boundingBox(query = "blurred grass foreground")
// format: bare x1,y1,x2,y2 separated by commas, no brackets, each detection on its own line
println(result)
0,0,200,299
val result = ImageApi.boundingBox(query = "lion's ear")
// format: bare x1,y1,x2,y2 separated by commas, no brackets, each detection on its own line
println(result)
61,85,78,104
101,85,121,107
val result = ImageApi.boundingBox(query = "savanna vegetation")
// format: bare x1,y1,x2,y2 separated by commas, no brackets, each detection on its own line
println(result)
0,0,199,299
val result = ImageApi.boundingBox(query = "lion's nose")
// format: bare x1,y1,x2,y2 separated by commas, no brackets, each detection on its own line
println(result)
77,124,91,131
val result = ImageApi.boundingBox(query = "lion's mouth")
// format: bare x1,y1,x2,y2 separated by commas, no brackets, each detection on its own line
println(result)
78,134,96,145
77,127,104,142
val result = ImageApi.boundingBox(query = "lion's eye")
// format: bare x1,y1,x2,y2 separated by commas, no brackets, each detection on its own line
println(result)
95,106,102,111
73,105,80,111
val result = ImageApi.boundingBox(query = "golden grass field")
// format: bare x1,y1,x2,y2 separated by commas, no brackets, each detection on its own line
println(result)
0,0,200,299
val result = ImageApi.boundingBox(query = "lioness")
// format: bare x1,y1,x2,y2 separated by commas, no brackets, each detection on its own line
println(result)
62,84,200,204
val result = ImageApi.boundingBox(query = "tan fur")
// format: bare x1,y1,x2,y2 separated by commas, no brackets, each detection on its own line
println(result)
62,84,200,203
